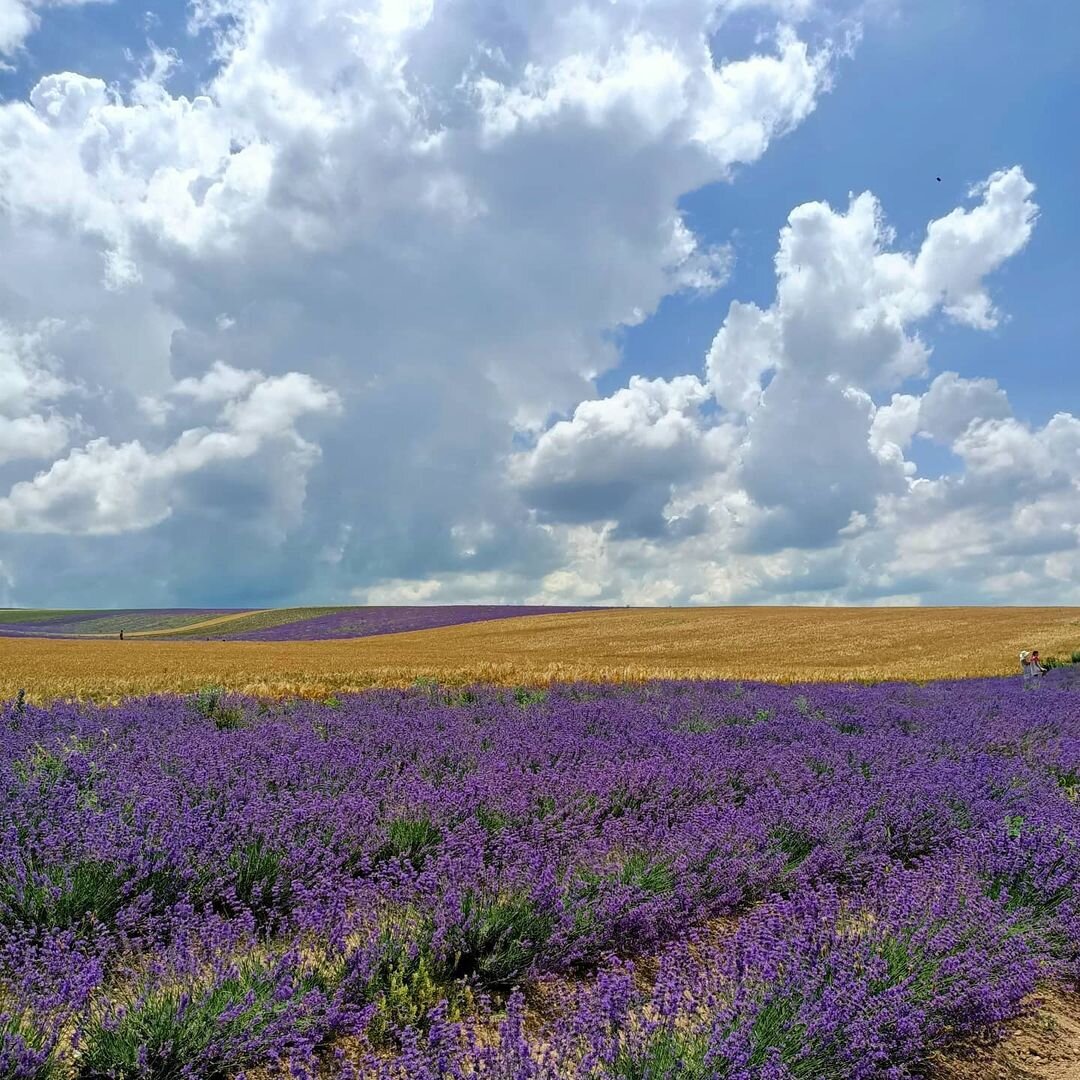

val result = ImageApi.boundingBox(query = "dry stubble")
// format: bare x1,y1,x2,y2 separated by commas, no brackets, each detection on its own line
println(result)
2,606,1078,702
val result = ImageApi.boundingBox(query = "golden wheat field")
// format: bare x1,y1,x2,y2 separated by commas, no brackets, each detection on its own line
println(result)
2,606,1078,701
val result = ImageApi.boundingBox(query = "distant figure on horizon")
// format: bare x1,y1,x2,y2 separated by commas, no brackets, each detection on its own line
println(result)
119,629,124,641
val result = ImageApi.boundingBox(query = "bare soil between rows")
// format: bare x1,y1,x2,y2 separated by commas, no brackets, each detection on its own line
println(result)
931,985,1080,1080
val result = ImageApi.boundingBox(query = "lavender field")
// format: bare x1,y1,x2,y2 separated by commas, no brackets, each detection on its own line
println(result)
0,606,593,642
0,612,243,638
217,606,593,641
2,671,1078,1078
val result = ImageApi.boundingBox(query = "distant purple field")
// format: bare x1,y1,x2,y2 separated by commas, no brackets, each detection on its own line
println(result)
225,605,593,641
0,610,241,637
0,612,114,633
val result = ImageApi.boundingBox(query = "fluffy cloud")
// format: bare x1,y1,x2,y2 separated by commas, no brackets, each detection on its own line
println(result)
871,371,1012,452
0,0,846,604
512,166,1078,603
708,168,1037,409
0,367,339,534
510,375,714,538
473,24,827,164
0,1,1072,606
0,412,70,467
0,320,76,466
516,168,1037,543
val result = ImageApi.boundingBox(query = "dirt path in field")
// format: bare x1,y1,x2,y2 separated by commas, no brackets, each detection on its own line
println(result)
931,986,1080,1080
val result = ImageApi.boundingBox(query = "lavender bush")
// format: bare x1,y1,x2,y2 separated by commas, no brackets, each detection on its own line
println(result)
1,671,1076,1077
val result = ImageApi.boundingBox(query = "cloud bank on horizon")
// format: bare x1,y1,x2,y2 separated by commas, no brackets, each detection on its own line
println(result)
0,0,1076,607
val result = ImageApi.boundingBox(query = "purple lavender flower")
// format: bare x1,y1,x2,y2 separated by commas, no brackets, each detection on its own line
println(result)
0,672,1076,1076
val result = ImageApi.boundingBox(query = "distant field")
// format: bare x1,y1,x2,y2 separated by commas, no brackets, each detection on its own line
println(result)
0,609,91,624
158,606,345,638
0,608,245,637
155,605,592,640
2,606,1077,701
0,605,590,641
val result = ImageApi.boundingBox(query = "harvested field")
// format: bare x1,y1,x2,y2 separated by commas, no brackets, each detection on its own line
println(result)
1,606,1078,701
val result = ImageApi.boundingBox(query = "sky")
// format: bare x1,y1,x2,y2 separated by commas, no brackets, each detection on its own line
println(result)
0,0,1077,608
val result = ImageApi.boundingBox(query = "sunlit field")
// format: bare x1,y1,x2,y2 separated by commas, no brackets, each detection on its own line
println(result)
3,608,1078,1077
1,606,1078,702
2,672,1078,1076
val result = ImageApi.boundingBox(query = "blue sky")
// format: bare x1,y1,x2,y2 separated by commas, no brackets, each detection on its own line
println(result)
614,1,1080,432
0,1,212,101
0,0,1076,606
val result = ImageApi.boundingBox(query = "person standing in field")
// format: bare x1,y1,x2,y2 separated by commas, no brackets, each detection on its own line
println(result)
1020,650,1045,688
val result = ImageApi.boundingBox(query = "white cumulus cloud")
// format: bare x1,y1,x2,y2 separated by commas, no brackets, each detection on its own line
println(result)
0,0,846,603
2,1,1069,607
513,165,1078,602
0,319,76,466
0,369,340,534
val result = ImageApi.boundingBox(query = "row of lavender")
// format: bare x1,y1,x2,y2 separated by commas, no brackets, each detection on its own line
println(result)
1,672,1077,1077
